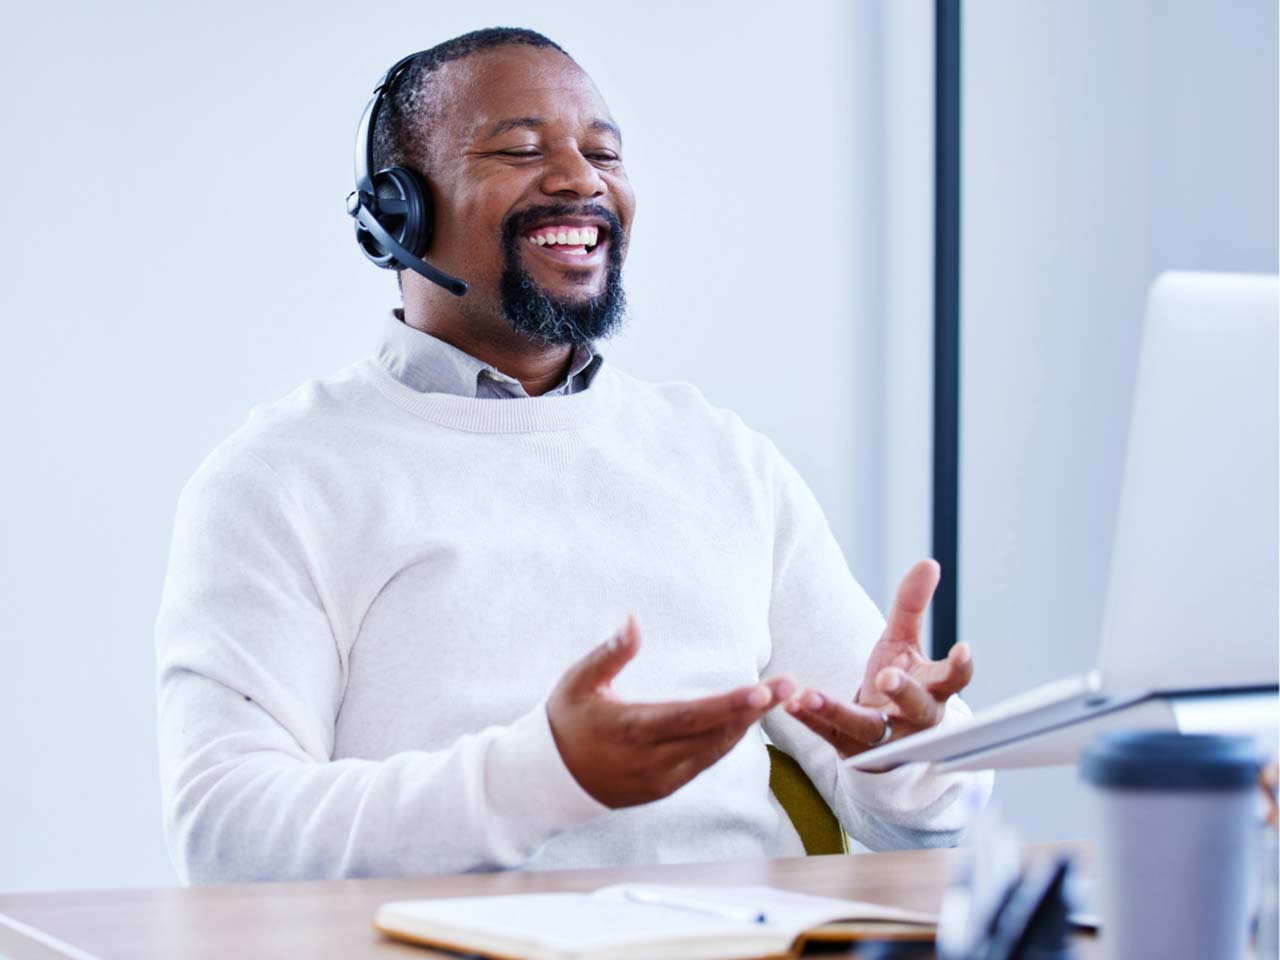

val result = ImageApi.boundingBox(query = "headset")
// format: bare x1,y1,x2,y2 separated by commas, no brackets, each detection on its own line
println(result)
345,53,469,297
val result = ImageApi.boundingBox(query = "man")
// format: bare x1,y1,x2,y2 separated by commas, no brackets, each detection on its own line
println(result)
156,27,992,884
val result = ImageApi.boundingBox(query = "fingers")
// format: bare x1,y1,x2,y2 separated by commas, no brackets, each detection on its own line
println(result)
650,705,768,789
634,679,797,797
551,624,797,808
873,667,943,728
784,690,890,758
882,559,941,647
561,615,641,699
627,676,795,743
916,642,972,696
785,660,957,759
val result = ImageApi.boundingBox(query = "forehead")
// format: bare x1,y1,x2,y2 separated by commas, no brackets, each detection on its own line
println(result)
434,46,615,142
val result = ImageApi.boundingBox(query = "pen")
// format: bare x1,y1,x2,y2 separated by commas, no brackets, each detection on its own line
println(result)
623,888,768,925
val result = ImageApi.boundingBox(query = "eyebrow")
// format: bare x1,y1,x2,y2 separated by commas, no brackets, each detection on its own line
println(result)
590,118,623,143
483,116,623,144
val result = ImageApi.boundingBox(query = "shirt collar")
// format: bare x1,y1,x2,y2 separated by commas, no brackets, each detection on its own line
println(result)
375,310,603,399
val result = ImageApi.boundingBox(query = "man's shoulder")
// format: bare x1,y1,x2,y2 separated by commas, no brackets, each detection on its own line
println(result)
184,361,375,496
606,367,783,465
243,359,374,436
609,367,750,430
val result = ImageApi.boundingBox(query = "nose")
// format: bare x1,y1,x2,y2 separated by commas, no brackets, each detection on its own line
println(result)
540,143,607,200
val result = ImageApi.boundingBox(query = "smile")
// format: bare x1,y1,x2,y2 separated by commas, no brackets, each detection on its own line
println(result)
522,221,608,265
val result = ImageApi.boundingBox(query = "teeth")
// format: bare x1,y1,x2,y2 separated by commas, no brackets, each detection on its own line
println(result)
527,226,603,247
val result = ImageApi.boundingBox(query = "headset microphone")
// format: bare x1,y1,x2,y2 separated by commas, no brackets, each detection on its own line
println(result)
346,53,469,297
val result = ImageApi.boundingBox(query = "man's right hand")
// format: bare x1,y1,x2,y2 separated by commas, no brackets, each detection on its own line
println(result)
547,615,792,808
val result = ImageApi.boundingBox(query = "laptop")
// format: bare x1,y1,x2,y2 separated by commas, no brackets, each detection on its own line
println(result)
848,272,1279,774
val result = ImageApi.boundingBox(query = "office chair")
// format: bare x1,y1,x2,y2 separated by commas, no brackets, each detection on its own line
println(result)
766,744,850,855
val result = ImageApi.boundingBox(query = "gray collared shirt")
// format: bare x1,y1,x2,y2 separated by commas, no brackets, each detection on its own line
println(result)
377,310,603,399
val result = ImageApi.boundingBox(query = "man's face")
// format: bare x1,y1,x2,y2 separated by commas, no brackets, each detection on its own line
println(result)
420,46,635,345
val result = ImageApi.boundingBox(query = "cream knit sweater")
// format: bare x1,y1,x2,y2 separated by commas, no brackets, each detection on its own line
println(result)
155,336,991,883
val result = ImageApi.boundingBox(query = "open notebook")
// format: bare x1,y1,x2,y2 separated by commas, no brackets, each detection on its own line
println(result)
374,883,936,960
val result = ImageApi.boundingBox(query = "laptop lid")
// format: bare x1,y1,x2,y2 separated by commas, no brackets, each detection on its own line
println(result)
1097,272,1279,694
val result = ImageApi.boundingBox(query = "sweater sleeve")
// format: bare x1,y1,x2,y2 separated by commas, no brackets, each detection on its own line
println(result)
756,444,993,850
154,442,607,883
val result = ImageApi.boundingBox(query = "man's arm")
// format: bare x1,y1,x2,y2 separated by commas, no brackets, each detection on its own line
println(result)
756,444,993,850
157,442,782,882
156,443,610,882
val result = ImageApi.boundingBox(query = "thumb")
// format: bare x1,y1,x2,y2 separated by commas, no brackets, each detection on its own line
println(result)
564,614,641,698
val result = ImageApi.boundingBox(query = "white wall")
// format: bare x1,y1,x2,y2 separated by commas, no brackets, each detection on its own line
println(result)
0,1,888,892
960,0,1278,842
879,0,938,617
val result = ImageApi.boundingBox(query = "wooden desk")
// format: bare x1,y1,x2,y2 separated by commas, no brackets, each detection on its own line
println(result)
0,844,1096,960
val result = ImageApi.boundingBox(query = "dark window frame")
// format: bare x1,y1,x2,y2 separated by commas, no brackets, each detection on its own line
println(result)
932,0,962,659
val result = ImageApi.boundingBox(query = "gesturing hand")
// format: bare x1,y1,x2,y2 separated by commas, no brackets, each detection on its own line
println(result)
784,559,974,759
548,615,793,808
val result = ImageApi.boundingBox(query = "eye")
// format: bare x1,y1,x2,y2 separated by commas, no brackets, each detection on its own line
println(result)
588,152,621,165
497,148,540,159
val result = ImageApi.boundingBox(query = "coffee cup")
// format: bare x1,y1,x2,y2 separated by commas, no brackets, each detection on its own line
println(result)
1080,731,1261,960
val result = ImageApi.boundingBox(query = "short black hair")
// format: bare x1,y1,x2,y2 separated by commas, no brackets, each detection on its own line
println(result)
371,27,572,177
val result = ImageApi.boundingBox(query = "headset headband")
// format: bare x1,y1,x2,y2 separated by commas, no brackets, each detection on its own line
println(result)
348,50,469,297
353,51,425,194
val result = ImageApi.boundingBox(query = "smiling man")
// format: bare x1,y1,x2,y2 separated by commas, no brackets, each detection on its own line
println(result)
367,33,633,390
155,28,992,884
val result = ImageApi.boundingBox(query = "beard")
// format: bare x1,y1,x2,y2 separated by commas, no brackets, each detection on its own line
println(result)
498,203,628,347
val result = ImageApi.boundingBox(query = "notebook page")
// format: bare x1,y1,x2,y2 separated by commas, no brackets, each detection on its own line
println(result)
377,892,790,958
595,884,937,929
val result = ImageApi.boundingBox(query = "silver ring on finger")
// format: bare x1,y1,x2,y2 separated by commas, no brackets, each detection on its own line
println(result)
870,712,893,747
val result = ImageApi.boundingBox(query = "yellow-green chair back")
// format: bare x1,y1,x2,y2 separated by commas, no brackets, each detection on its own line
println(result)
767,744,850,856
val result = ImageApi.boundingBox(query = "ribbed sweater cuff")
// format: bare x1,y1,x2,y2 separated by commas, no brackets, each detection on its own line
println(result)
485,702,610,858
837,696,985,829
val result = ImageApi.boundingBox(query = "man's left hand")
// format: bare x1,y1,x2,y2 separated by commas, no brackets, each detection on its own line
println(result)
784,559,974,759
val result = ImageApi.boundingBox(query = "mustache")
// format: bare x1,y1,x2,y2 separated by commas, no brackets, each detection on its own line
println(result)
501,203,624,248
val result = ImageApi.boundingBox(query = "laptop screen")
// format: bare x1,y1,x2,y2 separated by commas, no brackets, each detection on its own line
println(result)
1098,272,1278,694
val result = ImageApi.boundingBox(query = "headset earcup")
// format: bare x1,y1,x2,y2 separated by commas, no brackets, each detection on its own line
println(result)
354,166,434,269
381,166,433,255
